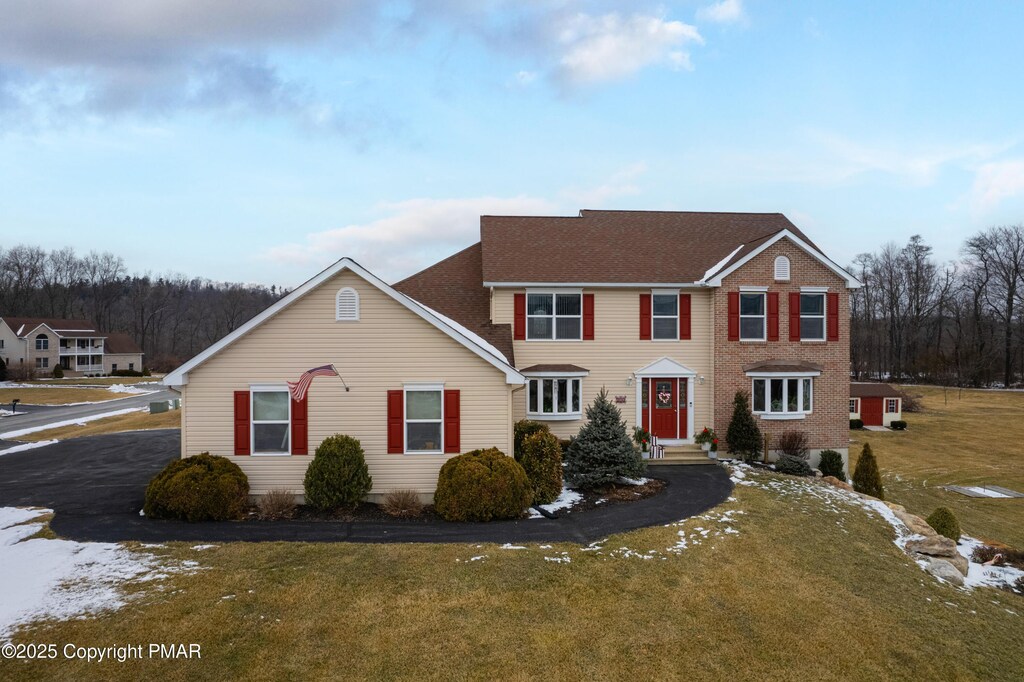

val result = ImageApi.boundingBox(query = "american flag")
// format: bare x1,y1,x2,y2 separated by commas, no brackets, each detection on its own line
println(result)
287,364,339,402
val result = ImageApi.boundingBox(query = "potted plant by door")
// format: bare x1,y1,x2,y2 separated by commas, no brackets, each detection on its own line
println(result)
709,437,719,460
695,427,716,452
633,425,652,457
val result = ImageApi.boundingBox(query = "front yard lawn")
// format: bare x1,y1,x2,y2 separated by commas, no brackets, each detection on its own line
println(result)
0,387,139,406
14,410,180,443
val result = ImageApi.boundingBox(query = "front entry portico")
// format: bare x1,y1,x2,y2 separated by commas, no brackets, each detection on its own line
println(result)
634,357,697,444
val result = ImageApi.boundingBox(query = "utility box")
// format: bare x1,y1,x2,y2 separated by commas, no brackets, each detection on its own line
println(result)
150,401,169,414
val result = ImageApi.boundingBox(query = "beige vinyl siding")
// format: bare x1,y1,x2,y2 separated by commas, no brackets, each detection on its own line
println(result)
181,270,513,496
492,288,715,440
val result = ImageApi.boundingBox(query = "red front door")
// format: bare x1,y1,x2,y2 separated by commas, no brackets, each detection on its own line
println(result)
651,378,677,438
861,397,884,426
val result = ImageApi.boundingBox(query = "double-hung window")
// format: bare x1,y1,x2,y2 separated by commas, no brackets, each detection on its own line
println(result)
35,334,49,350
652,293,678,340
739,292,766,341
528,377,582,419
751,377,813,417
251,388,290,455
405,387,443,453
800,292,826,341
849,398,859,414
527,293,582,340
886,398,899,414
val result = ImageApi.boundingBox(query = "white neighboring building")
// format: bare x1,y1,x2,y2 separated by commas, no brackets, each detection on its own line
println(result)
0,317,144,377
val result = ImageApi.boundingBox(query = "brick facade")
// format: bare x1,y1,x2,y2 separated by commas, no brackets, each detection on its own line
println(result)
713,239,850,461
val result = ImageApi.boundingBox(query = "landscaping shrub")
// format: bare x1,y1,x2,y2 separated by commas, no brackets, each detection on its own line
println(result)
776,430,809,459
259,488,297,519
818,449,846,481
1015,576,1024,594
434,448,531,521
971,544,1024,568
558,438,572,454
899,390,922,413
726,391,762,463
926,507,961,542
564,388,645,489
381,489,424,518
850,418,864,430
513,419,550,460
144,453,249,522
775,453,813,476
51,365,64,379
143,367,152,377
303,435,372,512
111,369,145,377
890,420,907,430
852,443,884,499
519,430,563,505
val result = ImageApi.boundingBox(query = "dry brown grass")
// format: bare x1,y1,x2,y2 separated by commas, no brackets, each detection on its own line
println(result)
27,376,163,386
381,489,424,518
15,409,180,442
856,386,1024,546
0,387,133,405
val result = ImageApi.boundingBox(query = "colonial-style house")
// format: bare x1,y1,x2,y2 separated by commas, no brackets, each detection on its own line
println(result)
165,210,860,499
0,317,144,377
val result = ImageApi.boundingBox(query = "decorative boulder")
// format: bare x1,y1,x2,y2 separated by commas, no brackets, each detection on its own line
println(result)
922,558,965,586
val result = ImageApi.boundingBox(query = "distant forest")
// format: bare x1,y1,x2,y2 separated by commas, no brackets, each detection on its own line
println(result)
0,245,285,371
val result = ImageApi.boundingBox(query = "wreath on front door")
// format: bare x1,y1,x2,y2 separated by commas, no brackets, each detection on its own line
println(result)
657,391,671,405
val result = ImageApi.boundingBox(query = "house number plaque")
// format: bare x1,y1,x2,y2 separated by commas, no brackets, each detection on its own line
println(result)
614,396,627,404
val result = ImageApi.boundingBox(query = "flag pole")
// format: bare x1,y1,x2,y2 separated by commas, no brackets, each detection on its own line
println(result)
332,364,349,392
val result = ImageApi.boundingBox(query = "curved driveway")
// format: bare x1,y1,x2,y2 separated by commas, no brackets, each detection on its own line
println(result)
0,431,732,544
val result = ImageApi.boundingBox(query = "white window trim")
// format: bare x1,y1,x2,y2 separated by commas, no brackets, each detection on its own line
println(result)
800,292,826,342
750,376,814,419
800,286,829,292
527,376,583,420
886,398,899,414
250,384,291,457
335,287,360,321
651,289,679,342
35,335,49,350
850,398,859,414
403,383,444,455
739,291,767,342
525,290,583,342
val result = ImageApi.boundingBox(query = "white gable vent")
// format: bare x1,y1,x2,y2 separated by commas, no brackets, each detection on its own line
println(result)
774,255,791,281
336,287,360,321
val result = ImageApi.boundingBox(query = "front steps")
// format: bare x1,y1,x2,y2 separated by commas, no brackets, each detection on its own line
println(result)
652,444,717,465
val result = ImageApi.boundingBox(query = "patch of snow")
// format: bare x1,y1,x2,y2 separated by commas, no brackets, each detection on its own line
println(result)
957,486,1013,499
191,545,218,551
469,555,486,562
957,537,1024,590
0,407,147,439
527,487,583,519
543,555,571,563
699,244,744,282
617,476,650,486
106,384,154,395
499,543,525,550
0,440,58,456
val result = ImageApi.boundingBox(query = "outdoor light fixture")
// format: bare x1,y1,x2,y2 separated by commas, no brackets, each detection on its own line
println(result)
626,376,634,386
699,376,705,385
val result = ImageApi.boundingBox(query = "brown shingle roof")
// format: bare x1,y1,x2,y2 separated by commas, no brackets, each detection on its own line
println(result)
393,243,515,365
480,210,816,284
850,383,902,398
104,332,143,355
1,317,97,337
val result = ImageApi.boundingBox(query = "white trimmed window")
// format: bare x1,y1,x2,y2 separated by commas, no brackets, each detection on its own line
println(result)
528,377,582,419
527,292,581,340
652,292,678,340
336,287,360,321
886,398,899,414
849,398,859,413
405,386,443,453
35,357,49,369
251,388,290,455
740,292,766,341
35,334,48,350
752,377,813,418
800,293,826,341
774,255,791,281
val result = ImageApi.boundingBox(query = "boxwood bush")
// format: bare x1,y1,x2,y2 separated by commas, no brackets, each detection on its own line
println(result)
434,448,531,521
850,419,864,429
303,435,372,511
513,420,550,460
519,430,563,505
775,453,813,476
926,507,961,542
890,420,907,430
143,453,249,522
817,449,846,481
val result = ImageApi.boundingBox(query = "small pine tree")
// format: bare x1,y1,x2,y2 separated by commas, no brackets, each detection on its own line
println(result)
726,391,762,463
565,388,645,489
852,443,884,499
52,365,64,379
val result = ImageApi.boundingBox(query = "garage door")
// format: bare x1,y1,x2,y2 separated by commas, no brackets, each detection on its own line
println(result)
861,397,884,426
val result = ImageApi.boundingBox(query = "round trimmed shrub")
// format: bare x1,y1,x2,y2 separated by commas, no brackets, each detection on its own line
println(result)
514,420,550,460
303,435,372,511
144,453,249,522
926,507,961,542
775,453,813,476
852,443,884,499
818,449,846,481
434,448,531,522
51,365,64,379
850,419,864,430
520,430,563,505
890,420,907,430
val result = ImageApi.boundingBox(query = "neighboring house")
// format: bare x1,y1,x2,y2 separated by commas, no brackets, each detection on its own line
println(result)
166,209,860,500
850,383,902,427
0,317,144,377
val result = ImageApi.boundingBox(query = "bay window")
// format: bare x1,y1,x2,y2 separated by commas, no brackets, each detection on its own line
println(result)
251,388,290,455
406,387,443,453
527,292,582,340
751,377,813,418
740,293,766,341
800,292,826,341
528,377,582,419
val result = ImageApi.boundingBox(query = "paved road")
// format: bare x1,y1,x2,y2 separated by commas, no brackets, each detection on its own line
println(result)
0,389,175,444
0,431,733,544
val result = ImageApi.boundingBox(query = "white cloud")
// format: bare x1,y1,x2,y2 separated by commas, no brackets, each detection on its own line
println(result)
554,13,703,85
561,162,648,205
970,160,1024,211
697,0,746,25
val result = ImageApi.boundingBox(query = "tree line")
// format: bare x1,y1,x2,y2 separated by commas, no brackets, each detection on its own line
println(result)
0,245,285,371
850,225,1024,388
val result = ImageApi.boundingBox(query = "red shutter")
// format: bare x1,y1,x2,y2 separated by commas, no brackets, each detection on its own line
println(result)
679,293,691,340
513,293,526,340
727,292,739,341
443,389,460,453
827,292,840,341
767,292,779,342
582,293,595,340
233,390,250,456
291,394,308,455
387,390,404,454
639,293,651,340
789,292,801,341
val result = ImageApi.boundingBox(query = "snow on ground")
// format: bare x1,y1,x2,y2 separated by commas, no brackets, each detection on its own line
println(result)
527,488,583,519
956,537,1024,589
0,407,148,439
0,440,59,456
956,486,1013,499
617,476,650,486
0,507,197,641
106,384,154,395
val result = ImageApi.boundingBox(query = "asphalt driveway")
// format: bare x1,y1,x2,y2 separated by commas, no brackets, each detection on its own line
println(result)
0,431,733,544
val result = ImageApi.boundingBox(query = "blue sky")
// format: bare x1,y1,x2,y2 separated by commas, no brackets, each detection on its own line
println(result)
2,1,1023,286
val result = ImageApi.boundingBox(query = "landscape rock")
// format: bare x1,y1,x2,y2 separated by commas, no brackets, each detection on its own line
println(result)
894,510,937,537
884,502,906,514
921,558,965,586
906,535,959,558
822,476,853,492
